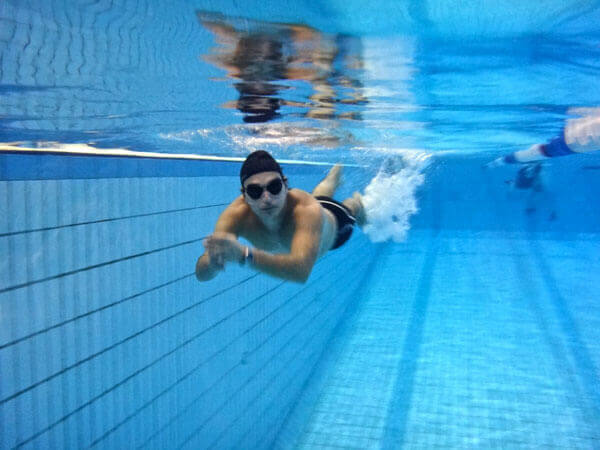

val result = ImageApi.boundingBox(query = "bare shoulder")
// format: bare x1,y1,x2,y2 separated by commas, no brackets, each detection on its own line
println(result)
288,189,322,224
225,195,250,215
215,196,252,233
288,188,317,204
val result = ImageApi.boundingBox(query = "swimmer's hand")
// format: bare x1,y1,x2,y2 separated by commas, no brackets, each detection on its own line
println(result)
203,232,245,265
196,232,244,281
485,156,507,169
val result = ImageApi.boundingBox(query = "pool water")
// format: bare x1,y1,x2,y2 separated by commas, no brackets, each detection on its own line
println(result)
276,231,600,448
1,0,600,448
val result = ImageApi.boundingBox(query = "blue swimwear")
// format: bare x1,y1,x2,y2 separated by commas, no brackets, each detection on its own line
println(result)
540,133,574,157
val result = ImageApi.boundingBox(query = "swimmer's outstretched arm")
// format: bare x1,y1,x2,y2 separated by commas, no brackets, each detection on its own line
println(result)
487,141,557,167
198,203,322,283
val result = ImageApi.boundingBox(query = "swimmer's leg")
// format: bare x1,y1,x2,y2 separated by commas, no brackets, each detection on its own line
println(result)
312,164,342,197
343,192,367,227
313,164,367,226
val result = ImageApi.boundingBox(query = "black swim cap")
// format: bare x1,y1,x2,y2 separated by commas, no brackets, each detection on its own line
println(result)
240,150,283,185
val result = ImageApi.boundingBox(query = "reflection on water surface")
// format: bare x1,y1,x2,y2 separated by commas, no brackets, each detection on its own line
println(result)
198,11,367,149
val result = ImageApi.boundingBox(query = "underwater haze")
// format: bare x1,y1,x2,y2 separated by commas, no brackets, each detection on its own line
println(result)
2,1,600,449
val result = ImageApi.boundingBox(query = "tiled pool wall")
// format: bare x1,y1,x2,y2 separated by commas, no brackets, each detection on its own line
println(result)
2,152,599,450
0,154,380,449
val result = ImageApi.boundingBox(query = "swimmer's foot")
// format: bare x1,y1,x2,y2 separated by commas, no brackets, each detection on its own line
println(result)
352,192,367,227
326,164,343,191
313,164,343,197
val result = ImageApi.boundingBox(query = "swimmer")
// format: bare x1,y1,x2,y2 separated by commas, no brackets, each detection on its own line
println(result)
487,113,600,167
196,150,366,283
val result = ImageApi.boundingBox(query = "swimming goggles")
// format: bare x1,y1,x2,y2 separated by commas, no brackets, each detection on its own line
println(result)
244,178,283,200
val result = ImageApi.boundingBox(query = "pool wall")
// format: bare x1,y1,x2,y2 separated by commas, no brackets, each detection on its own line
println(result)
412,155,600,235
2,149,599,449
0,153,380,449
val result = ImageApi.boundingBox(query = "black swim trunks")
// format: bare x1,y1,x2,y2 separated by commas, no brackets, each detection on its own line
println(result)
315,196,356,250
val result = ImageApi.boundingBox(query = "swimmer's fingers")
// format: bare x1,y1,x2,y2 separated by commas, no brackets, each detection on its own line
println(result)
208,250,225,270
204,235,228,254
203,236,226,269
204,233,230,248
205,233,242,263
203,236,215,251
485,157,506,169
213,254,225,269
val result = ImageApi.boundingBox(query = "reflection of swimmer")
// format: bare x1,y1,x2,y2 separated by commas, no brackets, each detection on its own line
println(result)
488,112,600,166
234,83,283,123
201,24,291,123
198,11,366,127
294,32,367,121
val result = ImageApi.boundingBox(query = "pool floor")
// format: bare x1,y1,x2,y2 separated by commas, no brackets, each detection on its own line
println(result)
278,230,600,449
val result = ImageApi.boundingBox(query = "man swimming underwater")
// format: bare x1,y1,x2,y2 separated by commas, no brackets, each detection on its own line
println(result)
196,150,366,283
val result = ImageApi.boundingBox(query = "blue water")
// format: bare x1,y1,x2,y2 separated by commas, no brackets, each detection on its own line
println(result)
2,0,600,161
290,233,600,448
2,0,600,448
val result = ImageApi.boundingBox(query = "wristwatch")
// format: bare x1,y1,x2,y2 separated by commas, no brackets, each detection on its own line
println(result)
241,246,254,265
